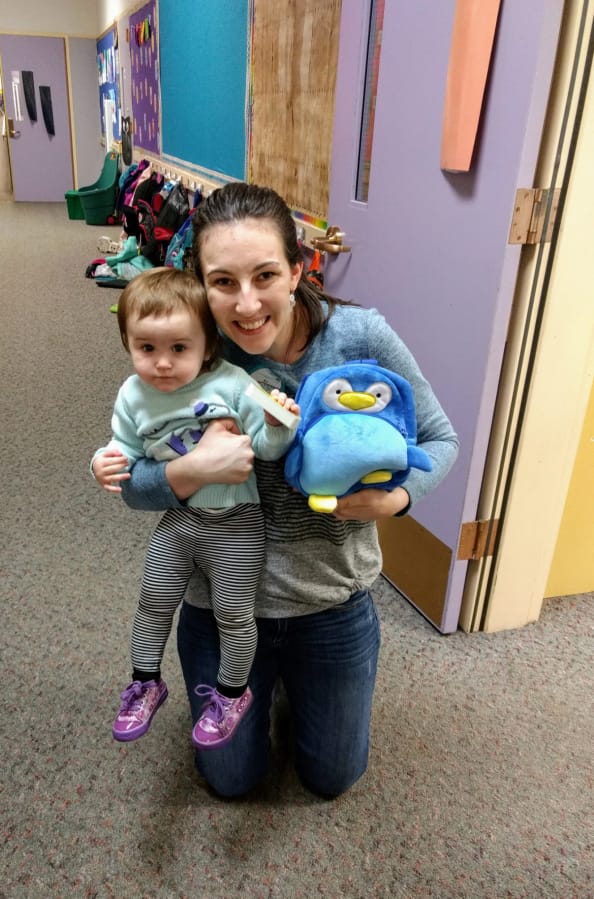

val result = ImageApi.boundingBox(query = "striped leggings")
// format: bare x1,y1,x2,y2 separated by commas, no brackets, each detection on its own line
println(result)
131,504,265,689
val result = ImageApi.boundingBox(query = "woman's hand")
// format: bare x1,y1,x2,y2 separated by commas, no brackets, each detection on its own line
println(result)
165,418,255,500
332,486,410,522
92,443,131,494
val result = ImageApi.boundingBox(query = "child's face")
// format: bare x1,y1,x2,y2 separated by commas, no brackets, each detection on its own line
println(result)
127,309,208,392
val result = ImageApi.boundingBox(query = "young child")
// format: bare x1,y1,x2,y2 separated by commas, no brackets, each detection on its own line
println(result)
92,268,298,749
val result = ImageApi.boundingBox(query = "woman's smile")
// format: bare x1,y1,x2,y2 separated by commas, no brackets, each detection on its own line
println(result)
236,316,268,332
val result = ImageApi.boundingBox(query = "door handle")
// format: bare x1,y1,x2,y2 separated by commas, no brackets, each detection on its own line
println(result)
7,118,21,138
311,226,351,255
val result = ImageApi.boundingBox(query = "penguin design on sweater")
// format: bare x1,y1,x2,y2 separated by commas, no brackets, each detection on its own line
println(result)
284,360,432,513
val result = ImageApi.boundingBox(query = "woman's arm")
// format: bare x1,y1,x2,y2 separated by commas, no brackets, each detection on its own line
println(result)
121,419,255,511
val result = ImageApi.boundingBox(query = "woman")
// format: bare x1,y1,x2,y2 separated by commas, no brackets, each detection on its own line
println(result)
122,182,459,798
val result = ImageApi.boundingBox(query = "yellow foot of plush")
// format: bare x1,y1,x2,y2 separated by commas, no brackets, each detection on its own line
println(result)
308,495,338,513
361,470,392,484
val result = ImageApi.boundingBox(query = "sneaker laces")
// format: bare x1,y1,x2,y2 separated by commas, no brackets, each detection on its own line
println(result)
119,681,147,717
194,684,230,724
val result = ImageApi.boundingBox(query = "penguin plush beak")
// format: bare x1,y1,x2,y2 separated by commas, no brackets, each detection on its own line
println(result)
338,392,376,411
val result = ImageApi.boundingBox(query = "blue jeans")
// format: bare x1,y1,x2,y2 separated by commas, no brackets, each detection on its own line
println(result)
177,589,381,798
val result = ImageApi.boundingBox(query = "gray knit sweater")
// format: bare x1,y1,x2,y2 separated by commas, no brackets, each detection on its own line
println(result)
123,304,459,617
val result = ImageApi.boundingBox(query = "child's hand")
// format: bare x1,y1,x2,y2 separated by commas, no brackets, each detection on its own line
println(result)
92,442,131,493
264,389,300,426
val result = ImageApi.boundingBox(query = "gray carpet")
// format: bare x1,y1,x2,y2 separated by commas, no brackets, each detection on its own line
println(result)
1,202,592,898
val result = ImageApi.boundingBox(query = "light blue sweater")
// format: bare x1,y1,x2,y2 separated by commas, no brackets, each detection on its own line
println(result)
96,359,295,508
122,305,460,616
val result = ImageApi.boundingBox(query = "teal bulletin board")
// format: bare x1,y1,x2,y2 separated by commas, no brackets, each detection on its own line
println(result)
159,0,249,180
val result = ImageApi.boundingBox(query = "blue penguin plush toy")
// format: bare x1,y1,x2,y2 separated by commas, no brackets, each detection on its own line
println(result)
284,359,432,513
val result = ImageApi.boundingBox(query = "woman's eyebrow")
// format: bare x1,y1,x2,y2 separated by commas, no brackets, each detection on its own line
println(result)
206,260,280,276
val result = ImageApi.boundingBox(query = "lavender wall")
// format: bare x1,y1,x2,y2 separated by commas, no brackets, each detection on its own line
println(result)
68,37,104,187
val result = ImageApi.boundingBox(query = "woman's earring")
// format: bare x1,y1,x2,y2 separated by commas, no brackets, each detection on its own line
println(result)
289,292,296,307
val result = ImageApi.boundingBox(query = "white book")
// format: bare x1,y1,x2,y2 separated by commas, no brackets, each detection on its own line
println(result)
245,381,300,429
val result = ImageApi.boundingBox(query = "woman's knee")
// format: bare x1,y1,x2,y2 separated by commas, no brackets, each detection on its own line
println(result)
296,755,369,799
193,747,269,799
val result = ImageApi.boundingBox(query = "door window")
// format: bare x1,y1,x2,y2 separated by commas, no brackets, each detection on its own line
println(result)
356,0,385,202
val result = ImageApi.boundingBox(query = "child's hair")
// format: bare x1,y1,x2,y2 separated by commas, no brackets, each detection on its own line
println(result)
117,267,221,364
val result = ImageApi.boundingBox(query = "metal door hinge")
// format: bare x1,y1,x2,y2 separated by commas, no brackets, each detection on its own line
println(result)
508,188,560,245
457,518,499,561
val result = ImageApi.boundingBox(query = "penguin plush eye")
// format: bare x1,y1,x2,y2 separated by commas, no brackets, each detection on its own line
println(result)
322,378,353,410
358,381,393,413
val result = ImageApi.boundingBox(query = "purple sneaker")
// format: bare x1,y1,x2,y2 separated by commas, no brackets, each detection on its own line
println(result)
192,685,253,750
112,679,168,742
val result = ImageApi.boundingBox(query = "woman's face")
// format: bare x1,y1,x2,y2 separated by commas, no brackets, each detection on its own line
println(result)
199,218,303,362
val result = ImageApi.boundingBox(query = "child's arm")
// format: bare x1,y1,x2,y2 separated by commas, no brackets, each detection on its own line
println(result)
91,383,142,494
239,384,300,461
92,441,131,494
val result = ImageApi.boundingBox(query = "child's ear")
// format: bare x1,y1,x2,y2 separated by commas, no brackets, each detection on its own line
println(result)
203,351,219,371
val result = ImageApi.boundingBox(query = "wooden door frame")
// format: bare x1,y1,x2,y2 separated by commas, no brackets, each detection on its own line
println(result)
0,53,15,196
459,2,594,632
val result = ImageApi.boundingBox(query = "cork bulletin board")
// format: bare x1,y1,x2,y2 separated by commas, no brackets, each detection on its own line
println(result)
249,0,342,218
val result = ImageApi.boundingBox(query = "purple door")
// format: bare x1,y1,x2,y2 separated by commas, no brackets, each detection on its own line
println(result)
326,1,564,631
0,34,73,201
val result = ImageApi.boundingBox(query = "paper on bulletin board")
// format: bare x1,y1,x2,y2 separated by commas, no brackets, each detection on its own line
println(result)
104,97,115,149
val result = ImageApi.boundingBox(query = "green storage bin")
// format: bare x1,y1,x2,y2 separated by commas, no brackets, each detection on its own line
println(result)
80,192,118,226
66,151,120,226
65,190,85,220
